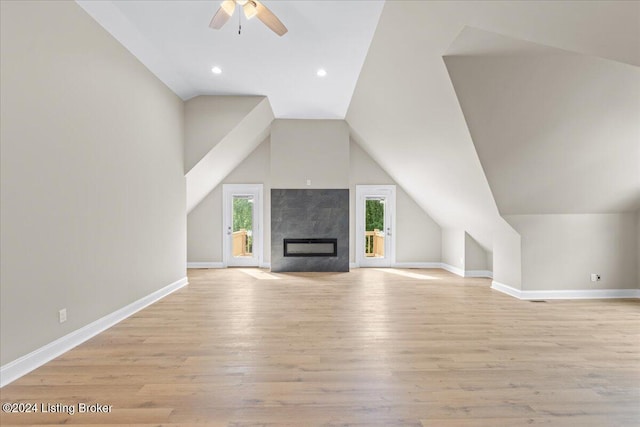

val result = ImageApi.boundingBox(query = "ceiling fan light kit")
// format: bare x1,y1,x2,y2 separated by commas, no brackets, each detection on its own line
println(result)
209,0,288,36
243,2,258,20
220,0,235,16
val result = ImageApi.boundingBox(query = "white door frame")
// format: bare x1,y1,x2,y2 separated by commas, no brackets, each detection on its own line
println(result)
355,185,396,267
223,184,263,267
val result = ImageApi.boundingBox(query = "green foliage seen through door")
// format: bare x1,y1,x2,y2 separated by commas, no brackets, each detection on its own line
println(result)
365,199,384,231
233,197,253,253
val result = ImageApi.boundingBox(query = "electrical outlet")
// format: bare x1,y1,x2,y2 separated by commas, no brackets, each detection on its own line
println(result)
590,273,601,282
306,179,311,186
59,308,67,323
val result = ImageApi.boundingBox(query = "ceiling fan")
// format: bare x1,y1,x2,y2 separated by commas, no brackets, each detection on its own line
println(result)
209,0,288,37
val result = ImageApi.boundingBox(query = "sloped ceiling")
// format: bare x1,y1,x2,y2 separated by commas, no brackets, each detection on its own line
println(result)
346,0,640,249
444,28,640,215
184,95,266,172
186,97,274,212
75,1,639,247
76,0,384,119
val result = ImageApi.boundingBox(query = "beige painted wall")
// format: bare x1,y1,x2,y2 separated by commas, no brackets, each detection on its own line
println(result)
271,119,349,189
187,187,223,263
492,227,522,289
188,133,442,266
184,96,265,172
441,230,492,273
0,1,186,365
441,230,465,270
349,140,441,263
185,98,272,213
187,139,271,263
486,251,493,272
464,233,488,271
345,1,640,291
445,45,640,215
505,214,638,291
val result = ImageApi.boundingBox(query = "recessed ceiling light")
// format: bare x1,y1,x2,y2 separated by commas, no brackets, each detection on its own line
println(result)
211,66,222,75
316,68,327,77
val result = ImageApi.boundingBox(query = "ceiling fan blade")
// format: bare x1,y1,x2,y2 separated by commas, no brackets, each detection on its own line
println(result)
254,0,288,36
209,0,235,30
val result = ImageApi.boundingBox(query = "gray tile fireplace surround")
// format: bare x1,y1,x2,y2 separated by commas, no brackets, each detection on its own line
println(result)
271,189,349,272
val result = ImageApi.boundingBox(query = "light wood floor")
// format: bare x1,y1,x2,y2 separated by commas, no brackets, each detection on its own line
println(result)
1,268,639,426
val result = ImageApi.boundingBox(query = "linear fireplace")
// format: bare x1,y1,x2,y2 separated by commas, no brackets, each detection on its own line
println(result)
271,189,349,272
284,238,338,257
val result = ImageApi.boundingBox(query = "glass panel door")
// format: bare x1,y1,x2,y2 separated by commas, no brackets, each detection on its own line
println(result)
364,197,386,259
231,195,254,259
356,185,395,267
223,184,263,267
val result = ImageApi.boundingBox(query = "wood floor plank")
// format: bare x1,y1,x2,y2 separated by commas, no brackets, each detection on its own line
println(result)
1,268,638,425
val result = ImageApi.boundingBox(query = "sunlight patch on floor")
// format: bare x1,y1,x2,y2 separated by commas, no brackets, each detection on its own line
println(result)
375,268,438,280
238,268,281,280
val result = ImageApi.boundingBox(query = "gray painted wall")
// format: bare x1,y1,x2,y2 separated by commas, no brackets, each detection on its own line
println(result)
1,1,186,365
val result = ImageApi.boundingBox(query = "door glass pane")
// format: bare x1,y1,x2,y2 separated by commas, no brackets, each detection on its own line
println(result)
232,196,253,258
364,197,385,258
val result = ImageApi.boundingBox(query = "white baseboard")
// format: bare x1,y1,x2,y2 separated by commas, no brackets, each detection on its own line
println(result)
0,277,188,388
393,262,441,269
440,263,465,277
187,262,224,269
259,262,271,269
349,262,359,269
491,281,523,298
465,269,494,279
492,281,640,300
521,289,640,300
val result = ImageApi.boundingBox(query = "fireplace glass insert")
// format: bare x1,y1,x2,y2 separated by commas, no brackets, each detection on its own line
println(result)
283,238,338,257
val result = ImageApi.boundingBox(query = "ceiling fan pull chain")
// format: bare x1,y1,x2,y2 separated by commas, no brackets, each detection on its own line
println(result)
238,7,242,35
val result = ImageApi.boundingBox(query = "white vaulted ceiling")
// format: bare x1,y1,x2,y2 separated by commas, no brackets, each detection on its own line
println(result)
347,0,640,249
75,0,639,248
76,0,384,119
